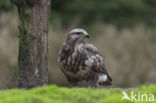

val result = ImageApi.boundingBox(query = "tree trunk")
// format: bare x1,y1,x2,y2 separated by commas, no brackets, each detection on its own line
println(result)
11,0,51,88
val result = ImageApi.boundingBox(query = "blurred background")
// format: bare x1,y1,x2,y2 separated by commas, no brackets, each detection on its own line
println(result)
0,0,156,89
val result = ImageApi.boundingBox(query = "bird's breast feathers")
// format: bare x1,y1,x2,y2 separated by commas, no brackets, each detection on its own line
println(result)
59,43,105,73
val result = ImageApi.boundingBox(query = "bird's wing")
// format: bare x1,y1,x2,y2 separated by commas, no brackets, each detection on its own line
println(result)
83,44,112,81
83,44,105,72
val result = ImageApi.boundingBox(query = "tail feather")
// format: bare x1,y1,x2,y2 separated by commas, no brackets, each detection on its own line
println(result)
107,73,112,82
98,74,112,86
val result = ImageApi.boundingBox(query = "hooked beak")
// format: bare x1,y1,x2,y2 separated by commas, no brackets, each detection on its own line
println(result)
83,31,90,38
85,35,90,38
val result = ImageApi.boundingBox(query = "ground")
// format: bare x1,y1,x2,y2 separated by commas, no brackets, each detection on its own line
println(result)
0,85,155,103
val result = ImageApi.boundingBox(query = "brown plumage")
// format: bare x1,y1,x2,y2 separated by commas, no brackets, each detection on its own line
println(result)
58,28,112,87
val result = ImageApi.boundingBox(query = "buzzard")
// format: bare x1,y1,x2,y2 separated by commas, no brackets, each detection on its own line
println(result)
58,28,112,87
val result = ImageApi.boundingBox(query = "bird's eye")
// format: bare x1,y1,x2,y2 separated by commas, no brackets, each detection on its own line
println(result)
76,32,82,35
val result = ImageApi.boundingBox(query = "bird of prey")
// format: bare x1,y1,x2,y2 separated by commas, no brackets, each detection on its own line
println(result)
58,28,112,87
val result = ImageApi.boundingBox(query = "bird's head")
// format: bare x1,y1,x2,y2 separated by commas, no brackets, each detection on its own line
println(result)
67,28,89,43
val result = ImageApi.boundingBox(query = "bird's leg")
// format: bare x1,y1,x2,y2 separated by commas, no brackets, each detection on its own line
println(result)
65,70,86,80
87,80,98,88
69,81,78,87
64,71,78,79
76,69,86,80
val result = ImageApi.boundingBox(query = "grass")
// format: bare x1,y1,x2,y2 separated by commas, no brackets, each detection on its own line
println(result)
0,85,155,103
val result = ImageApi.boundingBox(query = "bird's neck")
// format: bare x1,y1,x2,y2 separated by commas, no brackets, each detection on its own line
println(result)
65,39,85,52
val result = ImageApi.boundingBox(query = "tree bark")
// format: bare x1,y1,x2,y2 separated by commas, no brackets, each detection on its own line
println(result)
11,0,51,88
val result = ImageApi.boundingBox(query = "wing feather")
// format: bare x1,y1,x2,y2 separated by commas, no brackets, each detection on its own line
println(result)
83,44,112,81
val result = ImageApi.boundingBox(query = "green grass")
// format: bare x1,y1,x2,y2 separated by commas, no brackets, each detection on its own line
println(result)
0,85,155,103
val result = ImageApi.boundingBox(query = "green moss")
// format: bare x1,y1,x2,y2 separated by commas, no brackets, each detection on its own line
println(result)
0,85,155,103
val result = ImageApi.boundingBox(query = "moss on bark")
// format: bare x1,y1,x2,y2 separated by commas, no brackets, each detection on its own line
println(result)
11,0,51,88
